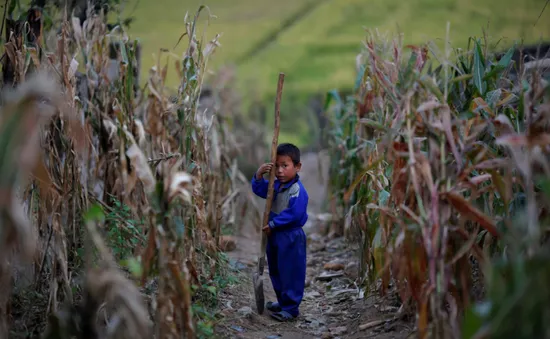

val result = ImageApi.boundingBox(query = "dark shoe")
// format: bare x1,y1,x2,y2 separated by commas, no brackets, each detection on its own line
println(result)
270,311,296,322
266,301,282,312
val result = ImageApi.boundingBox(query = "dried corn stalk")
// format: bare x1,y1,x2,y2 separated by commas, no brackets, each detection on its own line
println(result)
3,4,245,339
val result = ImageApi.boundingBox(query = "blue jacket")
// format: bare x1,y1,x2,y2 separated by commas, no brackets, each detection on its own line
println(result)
251,174,309,231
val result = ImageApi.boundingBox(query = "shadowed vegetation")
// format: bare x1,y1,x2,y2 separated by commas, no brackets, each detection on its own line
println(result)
0,3,257,338
326,27,550,338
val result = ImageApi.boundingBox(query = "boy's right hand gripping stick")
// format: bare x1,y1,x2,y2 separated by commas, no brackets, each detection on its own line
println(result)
253,72,285,315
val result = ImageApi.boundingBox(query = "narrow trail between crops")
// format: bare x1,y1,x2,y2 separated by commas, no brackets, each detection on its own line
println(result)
215,153,414,339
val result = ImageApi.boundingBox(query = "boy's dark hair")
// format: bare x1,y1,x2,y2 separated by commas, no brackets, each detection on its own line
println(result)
277,143,301,165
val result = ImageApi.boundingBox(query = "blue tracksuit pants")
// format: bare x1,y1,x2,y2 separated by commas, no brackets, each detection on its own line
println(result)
266,227,307,317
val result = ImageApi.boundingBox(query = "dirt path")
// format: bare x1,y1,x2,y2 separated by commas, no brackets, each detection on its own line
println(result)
215,152,414,339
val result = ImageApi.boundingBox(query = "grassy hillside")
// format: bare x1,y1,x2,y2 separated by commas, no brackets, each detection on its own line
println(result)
120,0,550,96
113,0,550,147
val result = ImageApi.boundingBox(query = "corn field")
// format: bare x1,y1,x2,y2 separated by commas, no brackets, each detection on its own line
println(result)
2,1,550,339
0,4,259,339
326,28,550,338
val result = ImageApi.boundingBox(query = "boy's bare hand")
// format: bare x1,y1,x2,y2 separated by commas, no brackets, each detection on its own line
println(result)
255,163,273,179
262,225,272,236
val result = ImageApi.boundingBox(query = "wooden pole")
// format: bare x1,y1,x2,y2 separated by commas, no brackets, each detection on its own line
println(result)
258,72,285,274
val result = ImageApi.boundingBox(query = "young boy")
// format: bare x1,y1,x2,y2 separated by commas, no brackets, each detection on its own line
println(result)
251,143,309,322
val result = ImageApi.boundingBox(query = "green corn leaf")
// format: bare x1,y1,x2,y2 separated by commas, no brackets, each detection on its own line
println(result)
419,75,444,102
473,39,487,95
497,44,516,69
324,89,342,111
451,74,473,83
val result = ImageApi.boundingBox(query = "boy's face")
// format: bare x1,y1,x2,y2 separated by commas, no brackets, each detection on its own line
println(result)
275,155,301,183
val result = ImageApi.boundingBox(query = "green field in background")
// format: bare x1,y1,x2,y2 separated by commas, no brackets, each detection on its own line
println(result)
121,0,549,94
114,0,549,146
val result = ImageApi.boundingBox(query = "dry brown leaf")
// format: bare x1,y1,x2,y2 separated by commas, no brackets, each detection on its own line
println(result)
493,114,515,135
441,191,500,237
441,105,462,168
496,133,550,148
472,97,494,117
416,100,441,113
166,172,193,204
475,158,512,170
203,33,222,58
469,174,492,185
87,267,152,339
324,262,345,271
126,144,156,194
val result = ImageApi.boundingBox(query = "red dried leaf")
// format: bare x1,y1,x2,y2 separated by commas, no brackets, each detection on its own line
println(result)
442,192,500,237
390,141,408,206
140,224,156,286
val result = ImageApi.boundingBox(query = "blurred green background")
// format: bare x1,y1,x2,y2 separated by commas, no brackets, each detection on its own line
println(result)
113,0,549,147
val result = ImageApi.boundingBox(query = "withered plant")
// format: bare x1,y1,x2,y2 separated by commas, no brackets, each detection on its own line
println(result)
326,27,550,338
1,4,248,339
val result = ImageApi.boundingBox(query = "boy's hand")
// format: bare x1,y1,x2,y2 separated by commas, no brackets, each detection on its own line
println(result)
255,163,273,179
262,225,272,236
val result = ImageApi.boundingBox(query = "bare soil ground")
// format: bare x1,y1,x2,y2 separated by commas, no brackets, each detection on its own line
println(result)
215,152,415,339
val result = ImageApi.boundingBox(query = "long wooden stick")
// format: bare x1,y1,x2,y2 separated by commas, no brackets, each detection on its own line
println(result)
258,72,285,274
